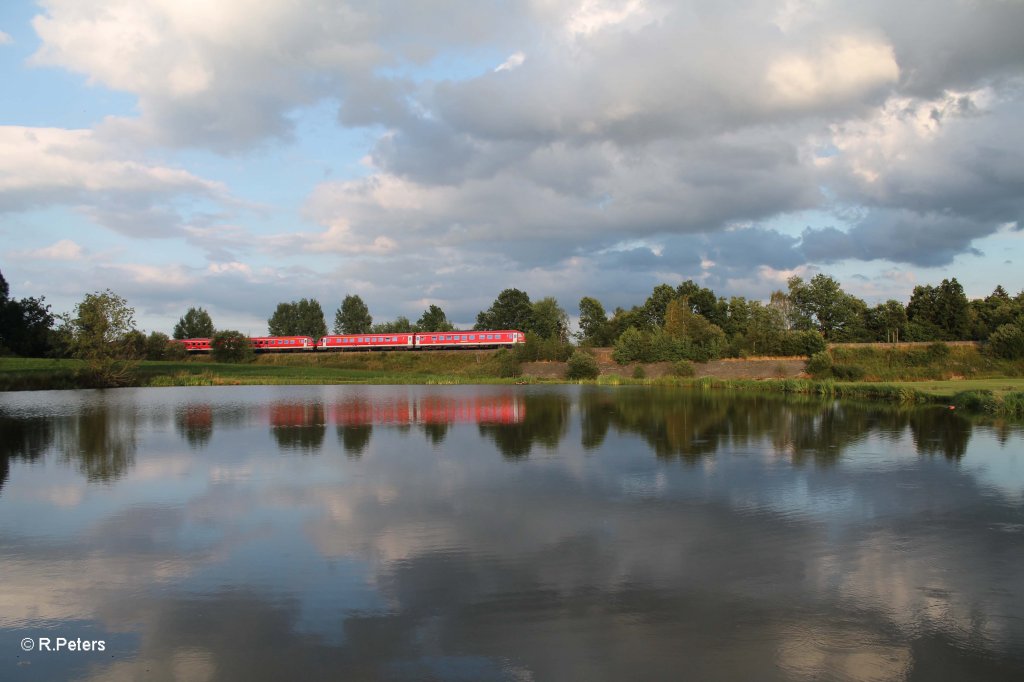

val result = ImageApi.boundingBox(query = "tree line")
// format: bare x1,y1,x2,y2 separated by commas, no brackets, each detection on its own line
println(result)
2,267,1022,369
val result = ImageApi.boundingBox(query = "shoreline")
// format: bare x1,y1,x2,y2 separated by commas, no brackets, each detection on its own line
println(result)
2,356,1023,417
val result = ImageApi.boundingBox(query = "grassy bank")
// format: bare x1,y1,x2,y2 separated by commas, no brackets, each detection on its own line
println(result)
824,343,1022,381
0,352,520,391
3,350,1023,418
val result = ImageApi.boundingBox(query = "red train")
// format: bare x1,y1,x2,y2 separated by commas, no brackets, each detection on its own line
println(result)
173,330,525,353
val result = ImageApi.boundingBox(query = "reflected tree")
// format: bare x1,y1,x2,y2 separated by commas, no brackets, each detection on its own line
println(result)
478,393,569,459
175,404,214,449
0,413,54,495
270,403,326,453
58,405,137,482
910,409,972,460
338,425,373,457
579,389,614,450
422,422,449,446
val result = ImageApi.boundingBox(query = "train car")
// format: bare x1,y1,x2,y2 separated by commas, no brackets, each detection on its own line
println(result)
318,334,415,351
174,338,213,353
414,330,525,350
250,336,315,351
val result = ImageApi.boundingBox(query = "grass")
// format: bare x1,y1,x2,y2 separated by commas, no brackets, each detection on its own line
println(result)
0,351,524,390
4,349,1024,418
884,378,1024,399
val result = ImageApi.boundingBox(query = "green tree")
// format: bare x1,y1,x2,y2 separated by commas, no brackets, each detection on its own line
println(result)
566,350,600,379
144,331,175,360
676,280,727,327
416,304,455,332
769,289,797,330
1,296,54,357
642,284,678,329
906,278,970,340
787,274,863,340
68,290,137,360
578,297,612,346
743,303,786,355
372,317,414,333
0,269,54,357
211,330,254,363
268,298,327,337
172,307,215,339
529,297,569,341
864,300,908,342
986,323,1024,360
63,290,138,386
475,289,532,330
334,295,372,334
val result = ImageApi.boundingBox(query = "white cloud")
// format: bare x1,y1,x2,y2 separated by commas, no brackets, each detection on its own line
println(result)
20,239,84,261
0,126,228,237
766,36,899,109
0,30,13,45
495,51,526,73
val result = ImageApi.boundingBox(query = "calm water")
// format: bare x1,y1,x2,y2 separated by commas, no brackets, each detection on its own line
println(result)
1,385,1023,681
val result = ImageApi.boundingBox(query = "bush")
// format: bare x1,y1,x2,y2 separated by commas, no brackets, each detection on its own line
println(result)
926,341,951,361
830,364,866,380
952,390,998,414
632,365,646,379
494,348,521,378
806,351,832,377
162,338,188,361
612,327,649,364
211,330,254,363
566,350,600,380
987,324,1024,360
779,330,826,356
672,360,695,377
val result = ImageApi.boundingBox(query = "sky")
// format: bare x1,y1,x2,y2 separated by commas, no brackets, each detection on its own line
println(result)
1,0,1022,335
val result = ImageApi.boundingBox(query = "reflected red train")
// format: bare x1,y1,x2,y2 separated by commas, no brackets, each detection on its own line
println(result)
269,394,525,427
173,330,524,353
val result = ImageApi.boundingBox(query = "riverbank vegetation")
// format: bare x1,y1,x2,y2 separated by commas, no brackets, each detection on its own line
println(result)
3,265,1024,418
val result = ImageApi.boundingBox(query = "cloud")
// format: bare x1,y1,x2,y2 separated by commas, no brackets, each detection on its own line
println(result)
494,51,526,73
12,0,1024,321
0,126,227,237
0,30,12,45
18,239,85,261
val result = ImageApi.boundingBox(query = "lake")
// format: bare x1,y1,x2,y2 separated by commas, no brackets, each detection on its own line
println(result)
2,385,1023,681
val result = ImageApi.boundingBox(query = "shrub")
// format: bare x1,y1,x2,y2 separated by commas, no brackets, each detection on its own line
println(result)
632,365,646,379
494,348,522,378
830,364,866,380
566,350,600,380
952,390,998,414
806,351,832,377
162,339,188,361
612,327,649,364
987,324,1024,360
779,330,826,356
926,341,951,361
211,330,254,363
672,360,695,377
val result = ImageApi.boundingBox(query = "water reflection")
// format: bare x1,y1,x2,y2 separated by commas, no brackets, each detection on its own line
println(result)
578,388,979,463
270,402,326,453
58,404,138,482
1,386,1023,681
0,414,52,493
175,404,213,449
478,393,570,459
